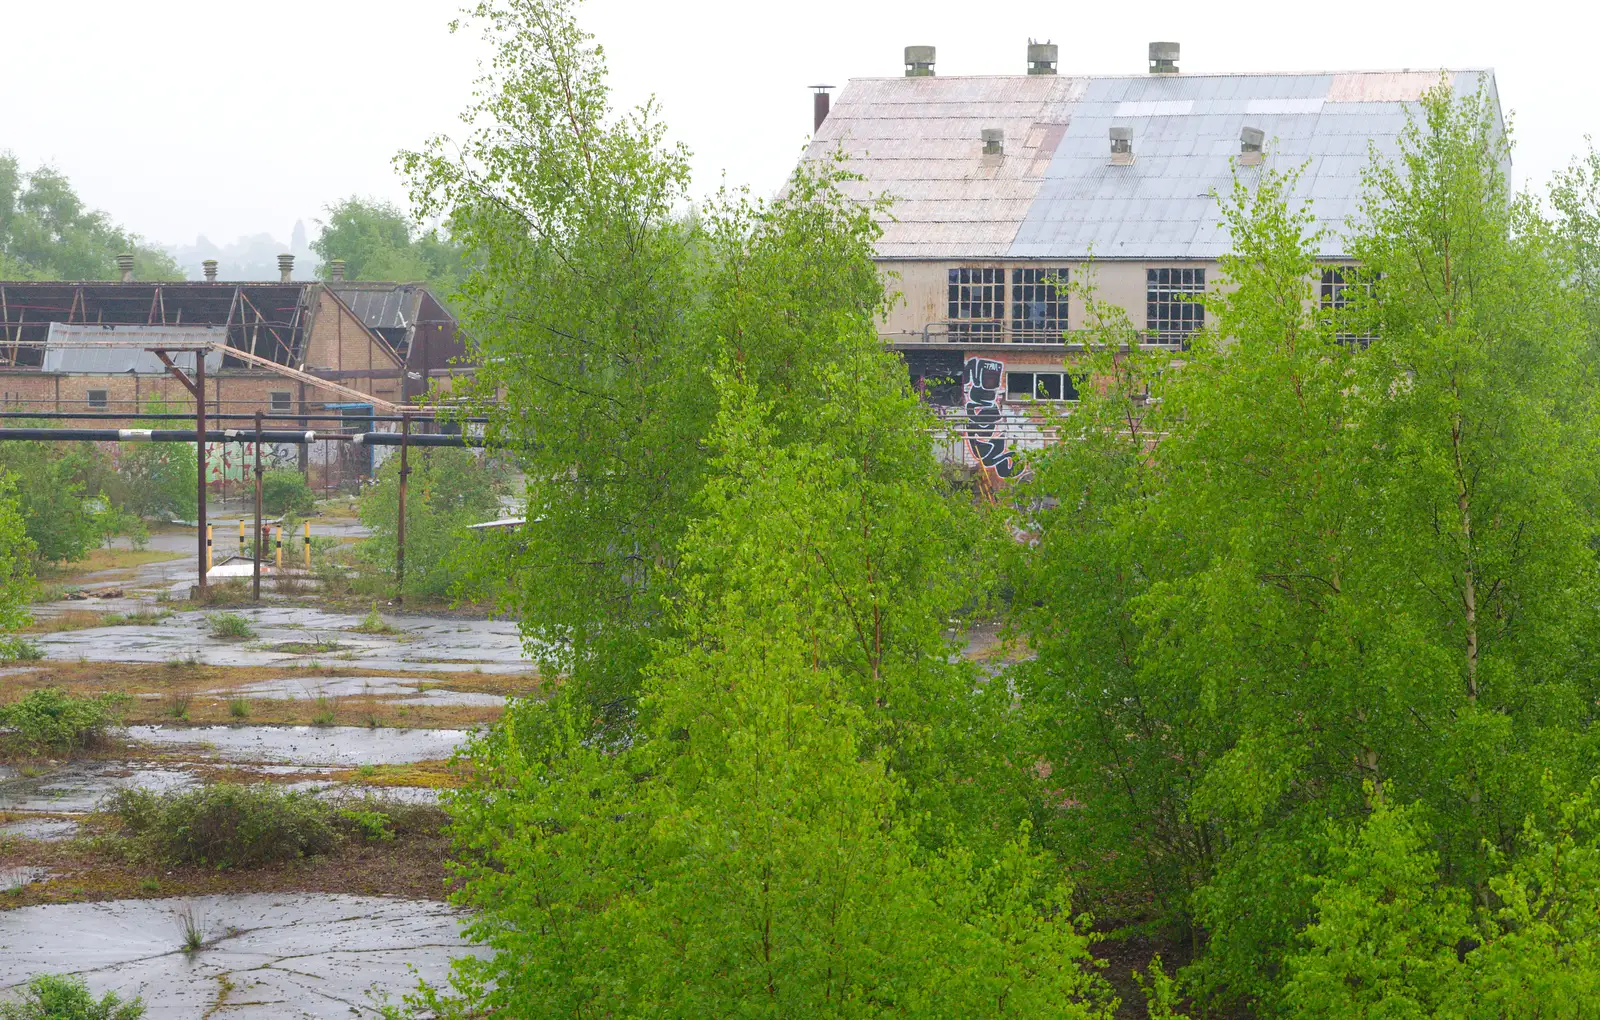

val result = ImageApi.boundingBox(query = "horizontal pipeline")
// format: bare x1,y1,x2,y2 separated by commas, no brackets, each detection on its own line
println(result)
0,411,490,424
0,428,330,444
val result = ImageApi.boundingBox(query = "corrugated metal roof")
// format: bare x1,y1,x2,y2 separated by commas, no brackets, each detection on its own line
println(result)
333,286,420,331
42,324,225,375
806,69,1500,260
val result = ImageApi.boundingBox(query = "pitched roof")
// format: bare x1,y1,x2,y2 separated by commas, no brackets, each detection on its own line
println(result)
805,68,1500,260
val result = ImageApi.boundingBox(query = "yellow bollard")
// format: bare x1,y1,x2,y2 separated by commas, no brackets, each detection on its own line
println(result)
206,525,214,571
303,521,311,569
237,520,245,560
276,525,283,568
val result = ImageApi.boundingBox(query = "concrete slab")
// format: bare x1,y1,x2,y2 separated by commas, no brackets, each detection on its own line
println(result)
33,607,535,673
216,676,506,708
0,894,479,1018
0,818,80,841
126,725,472,766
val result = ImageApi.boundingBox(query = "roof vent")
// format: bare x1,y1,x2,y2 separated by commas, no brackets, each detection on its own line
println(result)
982,128,1004,156
1027,40,1058,75
115,253,134,283
329,259,347,282
278,254,294,283
1240,126,1265,166
1148,41,1179,74
1110,126,1134,165
202,259,218,282
905,45,935,77
810,84,834,132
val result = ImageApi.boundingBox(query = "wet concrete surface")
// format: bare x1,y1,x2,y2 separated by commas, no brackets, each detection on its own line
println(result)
127,725,472,766
0,866,54,891
0,894,478,1018
33,606,533,673
0,763,197,812
217,675,506,708
0,818,80,841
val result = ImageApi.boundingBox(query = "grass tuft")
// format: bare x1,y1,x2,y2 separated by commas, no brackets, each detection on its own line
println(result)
207,613,255,640
0,688,128,751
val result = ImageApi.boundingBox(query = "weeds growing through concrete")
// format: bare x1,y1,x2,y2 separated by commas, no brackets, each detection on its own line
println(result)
167,692,191,721
207,613,255,640
176,903,205,953
351,605,397,635
227,697,250,719
0,974,145,1019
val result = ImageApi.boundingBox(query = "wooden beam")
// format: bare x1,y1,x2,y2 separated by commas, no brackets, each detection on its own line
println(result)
209,343,401,413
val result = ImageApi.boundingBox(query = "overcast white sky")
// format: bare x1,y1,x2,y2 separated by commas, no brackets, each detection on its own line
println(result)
2,0,1595,259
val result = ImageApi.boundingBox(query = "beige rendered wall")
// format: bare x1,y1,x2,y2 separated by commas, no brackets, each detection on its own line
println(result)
878,259,1221,341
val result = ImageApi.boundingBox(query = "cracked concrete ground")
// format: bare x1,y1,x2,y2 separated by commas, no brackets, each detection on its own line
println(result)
0,893,482,1018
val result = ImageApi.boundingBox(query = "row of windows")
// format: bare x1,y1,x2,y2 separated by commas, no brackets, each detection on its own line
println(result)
946,265,1370,346
78,391,294,411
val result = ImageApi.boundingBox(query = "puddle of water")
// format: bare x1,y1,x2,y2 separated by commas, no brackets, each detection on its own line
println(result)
0,818,80,841
0,763,196,813
35,607,535,673
128,725,472,766
0,893,480,1018
217,675,505,708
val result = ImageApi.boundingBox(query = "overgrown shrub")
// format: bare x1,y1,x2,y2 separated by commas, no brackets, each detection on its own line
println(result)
0,974,144,1020
108,784,339,867
261,470,316,516
206,612,255,639
0,688,127,751
113,443,196,523
0,439,119,564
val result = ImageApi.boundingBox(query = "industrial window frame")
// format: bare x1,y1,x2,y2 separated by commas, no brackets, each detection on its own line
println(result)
269,391,293,413
1005,370,1081,402
948,267,1005,336
1319,266,1377,347
1146,267,1205,346
86,389,108,410
1010,268,1068,340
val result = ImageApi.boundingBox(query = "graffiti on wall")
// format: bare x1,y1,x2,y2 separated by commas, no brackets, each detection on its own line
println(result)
963,357,1015,479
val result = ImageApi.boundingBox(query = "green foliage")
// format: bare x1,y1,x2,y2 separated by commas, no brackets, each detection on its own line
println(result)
0,688,127,751
260,469,315,516
0,440,117,564
113,444,196,523
356,448,509,601
109,784,339,868
0,472,36,642
1007,79,1600,1015
206,612,255,640
0,153,180,282
311,196,464,289
0,974,144,1020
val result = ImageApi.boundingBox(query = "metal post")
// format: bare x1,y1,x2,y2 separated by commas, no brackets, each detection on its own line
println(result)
303,520,311,569
195,353,207,594
275,525,283,568
396,413,410,604
253,411,263,600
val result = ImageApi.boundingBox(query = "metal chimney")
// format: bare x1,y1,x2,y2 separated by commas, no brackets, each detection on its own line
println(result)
278,254,294,282
1240,126,1265,166
810,85,834,132
329,259,347,282
1110,126,1134,165
904,45,935,77
982,128,1004,156
1149,41,1179,74
115,253,135,283
202,259,218,282
1027,41,1058,75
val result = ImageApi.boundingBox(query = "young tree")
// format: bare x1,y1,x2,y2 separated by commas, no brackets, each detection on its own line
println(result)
310,196,464,288
1010,81,1600,1014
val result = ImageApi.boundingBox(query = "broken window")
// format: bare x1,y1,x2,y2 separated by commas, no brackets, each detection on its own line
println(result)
1146,267,1205,346
86,389,108,410
270,391,292,413
1011,268,1068,340
1005,371,1080,401
948,267,1005,336
1320,267,1377,347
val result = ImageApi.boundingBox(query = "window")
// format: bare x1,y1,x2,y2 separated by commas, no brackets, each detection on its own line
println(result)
1146,267,1205,345
87,390,108,410
1005,371,1080,402
1011,268,1068,340
270,391,292,413
1320,267,1376,347
948,267,1005,336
